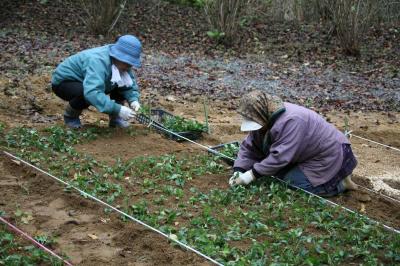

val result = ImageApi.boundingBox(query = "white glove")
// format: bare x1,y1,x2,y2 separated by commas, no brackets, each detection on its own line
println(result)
130,101,141,112
229,170,255,187
119,106,135,120
229,172,241,186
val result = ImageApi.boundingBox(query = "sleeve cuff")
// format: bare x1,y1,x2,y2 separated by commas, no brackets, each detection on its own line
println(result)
251,167,263,179
112,104,121,115
233,167,247,173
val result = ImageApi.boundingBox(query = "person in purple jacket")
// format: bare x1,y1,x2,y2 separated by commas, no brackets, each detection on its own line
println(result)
229,90,358,197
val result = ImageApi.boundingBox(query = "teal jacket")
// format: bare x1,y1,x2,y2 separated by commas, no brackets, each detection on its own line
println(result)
51,45,140,115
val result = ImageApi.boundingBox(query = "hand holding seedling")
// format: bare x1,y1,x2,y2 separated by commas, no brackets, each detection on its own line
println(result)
130,101,141,112
119,106,135,120
229,170,255,186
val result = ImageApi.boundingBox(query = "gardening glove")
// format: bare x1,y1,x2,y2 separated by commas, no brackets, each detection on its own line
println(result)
229,172,241,186
130,101,141,112
119,106,135,120
229,170,255,187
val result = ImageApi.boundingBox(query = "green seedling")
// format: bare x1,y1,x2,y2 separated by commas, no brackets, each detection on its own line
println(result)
206,30,225,41
138,104,151,116
2,124,400,265
14,206,33,225
219,143,239,158
0,225,63,265
162,115,207,132
154,195,167,205
34,234,56,247
0,122,5,134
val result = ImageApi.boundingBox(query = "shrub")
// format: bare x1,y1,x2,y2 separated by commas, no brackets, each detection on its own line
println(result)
329,0,378,56
203,0,261,44
80,0,127,35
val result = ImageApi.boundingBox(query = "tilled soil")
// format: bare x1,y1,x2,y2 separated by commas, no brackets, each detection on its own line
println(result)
0,125,400,264
0,157,210,266
330,176,400,230
73,128,400,230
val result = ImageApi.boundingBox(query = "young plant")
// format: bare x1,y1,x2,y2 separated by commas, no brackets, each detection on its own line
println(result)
220,143,240,158
34,234,56,248
162,115,207,132
138,104,151,116
0,225,63,265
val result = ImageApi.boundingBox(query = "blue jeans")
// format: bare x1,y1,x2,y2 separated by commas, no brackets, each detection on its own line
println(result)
278,144,357,197
279,166,344,197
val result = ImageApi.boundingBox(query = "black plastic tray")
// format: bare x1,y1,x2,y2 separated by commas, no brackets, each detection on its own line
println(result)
135,109,203,142
208,141,240,165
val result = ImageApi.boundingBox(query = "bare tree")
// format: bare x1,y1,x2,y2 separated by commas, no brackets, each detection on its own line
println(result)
80,0,127,35
203,0,261,44
329,0,377,56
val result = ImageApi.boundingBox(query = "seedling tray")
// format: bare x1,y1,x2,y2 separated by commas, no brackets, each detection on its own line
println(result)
209,141,240,165
135,109,203,142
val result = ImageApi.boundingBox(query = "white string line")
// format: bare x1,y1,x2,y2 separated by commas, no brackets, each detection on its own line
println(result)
2,151,224,266
137,115,235,162
345,130,400,153
136,117,400,234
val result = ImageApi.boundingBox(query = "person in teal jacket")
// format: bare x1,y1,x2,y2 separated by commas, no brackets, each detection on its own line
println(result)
51,35,142,128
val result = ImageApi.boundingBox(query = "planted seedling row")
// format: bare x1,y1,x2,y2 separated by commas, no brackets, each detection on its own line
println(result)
1,126,399,265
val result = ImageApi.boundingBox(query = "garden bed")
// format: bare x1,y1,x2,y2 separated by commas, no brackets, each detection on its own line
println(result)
0,156,209,265
0,125,399,265
0,221,63,265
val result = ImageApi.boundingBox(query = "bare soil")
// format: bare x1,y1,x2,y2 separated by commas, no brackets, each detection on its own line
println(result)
0,112,399,264
0,157,210,266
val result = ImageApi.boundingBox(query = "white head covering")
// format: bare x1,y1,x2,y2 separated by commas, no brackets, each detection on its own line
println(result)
111,64,133,87
240,118,263,131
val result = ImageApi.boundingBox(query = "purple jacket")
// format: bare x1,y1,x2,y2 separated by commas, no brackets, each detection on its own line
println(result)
234,103,349,187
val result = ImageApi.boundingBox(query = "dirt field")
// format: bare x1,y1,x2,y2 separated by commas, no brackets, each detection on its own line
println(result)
0,109,399,264
0,155,212,265
0,2,399,263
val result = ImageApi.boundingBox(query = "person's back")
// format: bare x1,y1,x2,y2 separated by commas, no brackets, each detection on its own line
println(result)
271,102,349,186
52,45,111,87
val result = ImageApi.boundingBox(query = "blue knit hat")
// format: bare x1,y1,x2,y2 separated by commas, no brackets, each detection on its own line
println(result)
109,35,142,68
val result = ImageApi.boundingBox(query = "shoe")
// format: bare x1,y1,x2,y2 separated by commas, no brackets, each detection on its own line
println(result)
64,116,82,129
341,175,358,191
109,115,130,128
64,104,83,129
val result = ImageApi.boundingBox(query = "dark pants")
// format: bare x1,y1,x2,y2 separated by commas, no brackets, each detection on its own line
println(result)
277,144,357,197
52,81,125,110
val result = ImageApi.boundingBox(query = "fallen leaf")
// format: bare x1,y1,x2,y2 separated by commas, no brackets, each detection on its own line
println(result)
207,234,217,241
21,215,33,224
166,95,176,102
100,218,109,224
11,160,21,165
88,234,98,240
169,234,178,241
360,203,366,213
